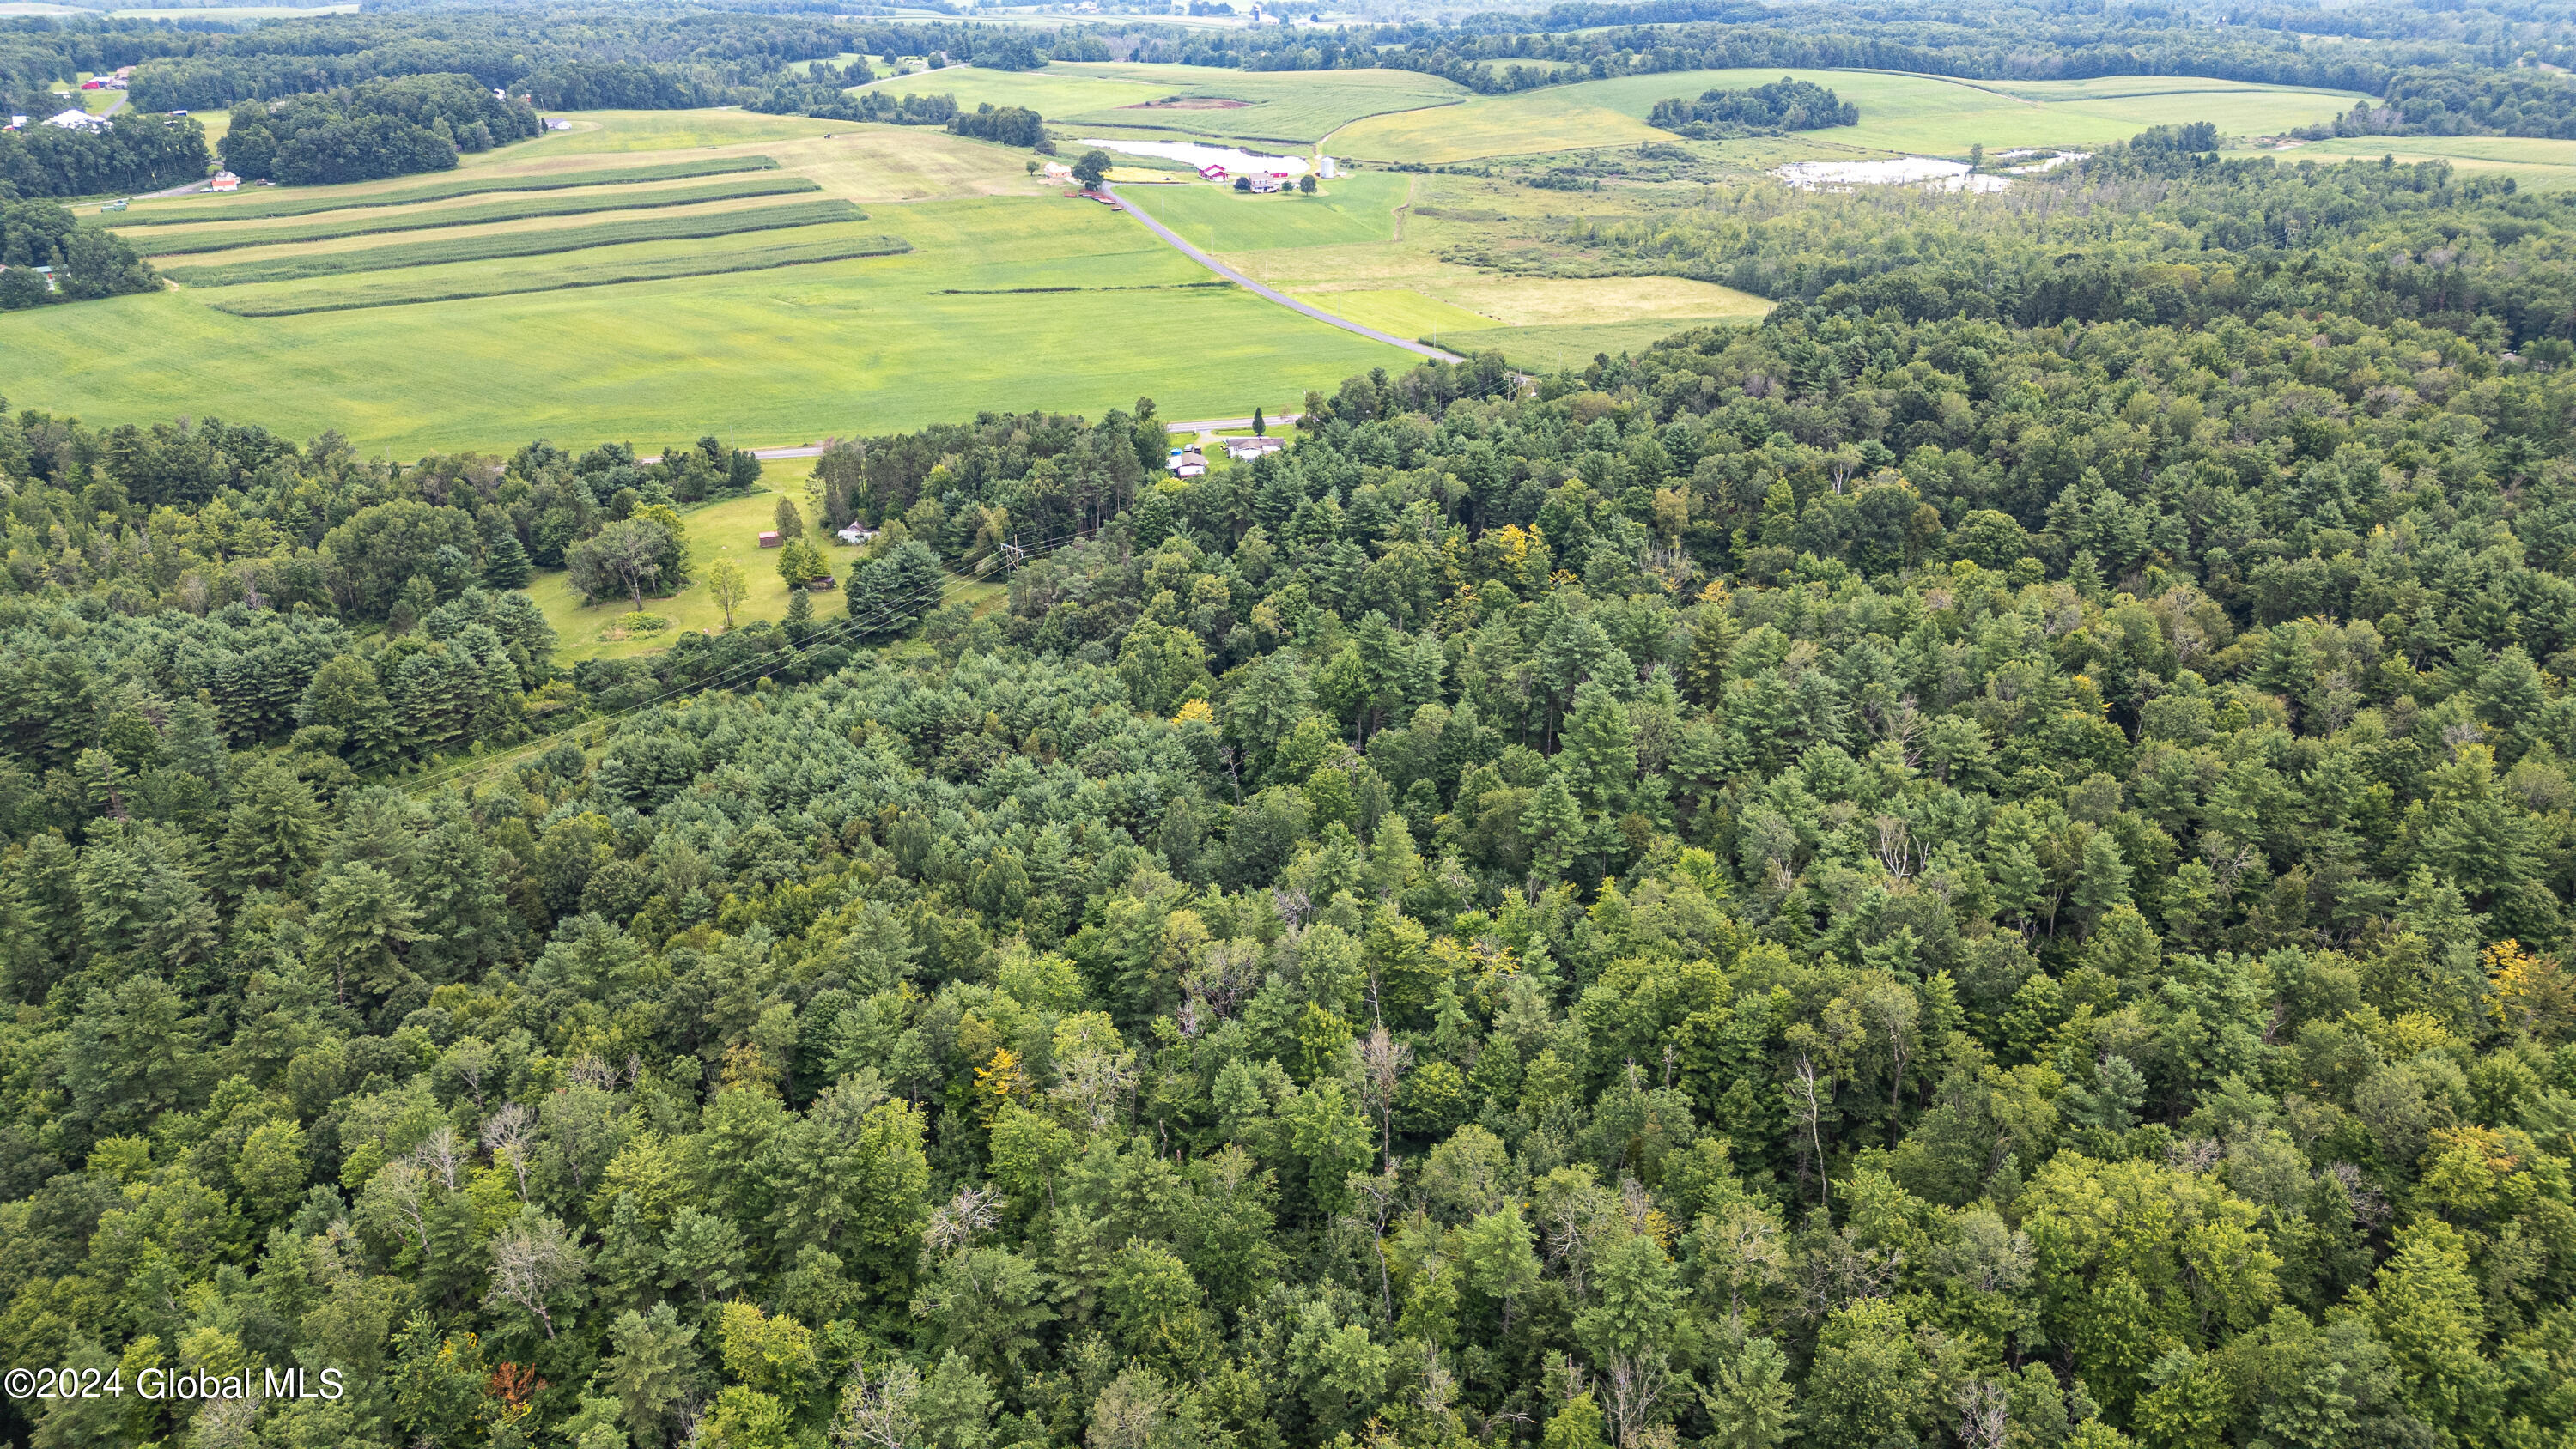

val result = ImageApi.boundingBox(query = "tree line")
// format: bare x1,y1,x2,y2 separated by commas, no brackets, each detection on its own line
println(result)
0,189,156,305
0,110,210,200
1646,78,1856,141
216,74,542,187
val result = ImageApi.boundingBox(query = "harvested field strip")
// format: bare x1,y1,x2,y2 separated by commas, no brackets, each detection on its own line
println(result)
143,177,824,255
160,199,866,287
206,231,912,316
112,155,781,226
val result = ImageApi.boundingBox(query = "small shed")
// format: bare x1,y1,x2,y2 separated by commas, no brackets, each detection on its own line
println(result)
757,530,782,549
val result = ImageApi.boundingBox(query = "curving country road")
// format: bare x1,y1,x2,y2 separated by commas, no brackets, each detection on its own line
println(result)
1100,182,1464,364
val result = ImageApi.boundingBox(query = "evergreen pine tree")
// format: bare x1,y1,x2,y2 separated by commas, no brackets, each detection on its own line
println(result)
483,524,533,590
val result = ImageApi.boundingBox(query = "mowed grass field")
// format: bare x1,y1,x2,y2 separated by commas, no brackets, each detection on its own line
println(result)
533,457,1008,663
869,62,1470,145
1330,67,2369,163
1127,167,1772,356
1,111,1409,455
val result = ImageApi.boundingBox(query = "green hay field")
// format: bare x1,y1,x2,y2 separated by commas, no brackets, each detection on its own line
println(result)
136,175,822,254
205,227,911,315
156,198,866,285
875,62,1470,145
1128,171,1410,251
2226,135,2576,190
110,155,781,225
1329,67,2369,164
0,198,1392,454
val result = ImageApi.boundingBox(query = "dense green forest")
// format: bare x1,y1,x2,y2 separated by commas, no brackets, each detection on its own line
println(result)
0,191,156,306
0,113,210,203
1646,79,1856,141
10,100,2576,1449
215,76,543,188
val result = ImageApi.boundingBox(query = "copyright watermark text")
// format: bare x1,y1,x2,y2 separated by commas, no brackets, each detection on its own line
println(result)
4,1367,345,1403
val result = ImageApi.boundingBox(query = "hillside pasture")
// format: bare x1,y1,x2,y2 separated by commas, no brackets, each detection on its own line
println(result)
2234,134,2576,190
1330,66,2368,163
866,62,1470,146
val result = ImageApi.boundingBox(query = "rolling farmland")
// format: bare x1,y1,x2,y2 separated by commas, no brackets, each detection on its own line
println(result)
1,112,1411,454
1329,66,2371,163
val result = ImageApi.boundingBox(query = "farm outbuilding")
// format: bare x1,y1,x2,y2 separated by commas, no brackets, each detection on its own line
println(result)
757,530,782,548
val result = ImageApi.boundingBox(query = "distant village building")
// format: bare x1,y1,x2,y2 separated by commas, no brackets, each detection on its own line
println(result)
1249,173,1283,193
210,172,241,192
835,523,878,544
45,109,107,134
1042,161,1074,183
1225,435,1283,460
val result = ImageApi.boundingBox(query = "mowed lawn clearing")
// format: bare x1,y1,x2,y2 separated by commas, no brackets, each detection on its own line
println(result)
1330,67,2367,163
533,458,1012,664
532,468,830,663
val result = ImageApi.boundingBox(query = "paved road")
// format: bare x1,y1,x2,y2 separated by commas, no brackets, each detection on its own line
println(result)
1102,182,1464,364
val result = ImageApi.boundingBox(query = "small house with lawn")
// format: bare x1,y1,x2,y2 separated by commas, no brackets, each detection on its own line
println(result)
1170,449,1207,478
210,171,240,191
1249,173,1283,193
1042,161,1074,184
1225,436,1283,460
835,523,878,545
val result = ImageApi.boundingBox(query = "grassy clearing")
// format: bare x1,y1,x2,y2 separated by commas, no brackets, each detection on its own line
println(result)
533,458,1004,663
160,198,865,286
1060,64,1470,144
1309,288,1499,337
533,474,823,663
884,62,1469,145
138,176,823,254
0,187,1406,455
114,155,781,226
207,227,912,315
528,110,846,156
1331,66,2366,163
1129,172,1411,251
869,65,1171,118
2233,134,2576,190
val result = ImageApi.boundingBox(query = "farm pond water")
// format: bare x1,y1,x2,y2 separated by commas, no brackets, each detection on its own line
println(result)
1773,157,2013,192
